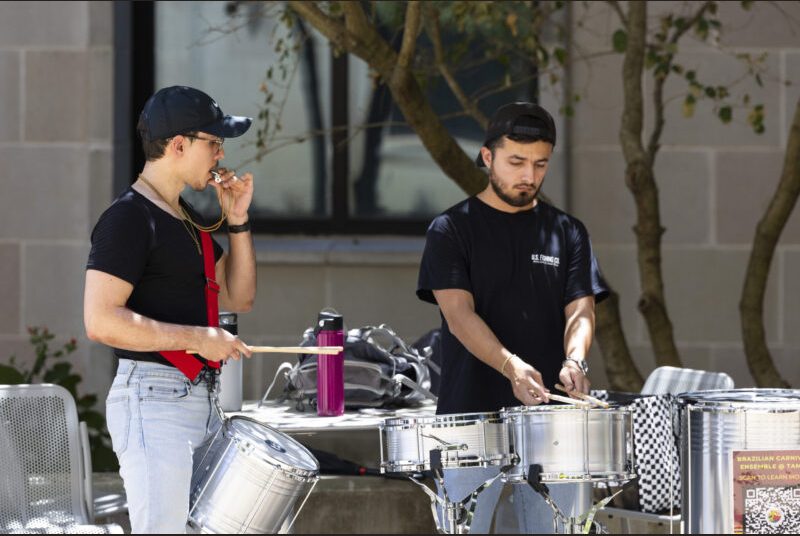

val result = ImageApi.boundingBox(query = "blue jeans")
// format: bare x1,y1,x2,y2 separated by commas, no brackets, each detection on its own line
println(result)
105,359,222,534
437,467,591,533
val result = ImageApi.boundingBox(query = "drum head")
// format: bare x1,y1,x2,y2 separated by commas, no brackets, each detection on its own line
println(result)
228,416,319,474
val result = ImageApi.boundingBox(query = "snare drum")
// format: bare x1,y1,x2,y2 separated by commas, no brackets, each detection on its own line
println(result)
189,416,320,534
380,412,514,473
502,405,634,483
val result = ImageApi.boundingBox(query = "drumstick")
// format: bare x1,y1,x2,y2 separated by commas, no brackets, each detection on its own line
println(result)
186,346,343,355
546,393,591,407
555,384,610,408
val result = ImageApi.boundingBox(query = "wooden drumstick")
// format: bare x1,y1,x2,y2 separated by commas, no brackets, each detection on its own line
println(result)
547,393,591,407
186,346,343,355
555,384,610,408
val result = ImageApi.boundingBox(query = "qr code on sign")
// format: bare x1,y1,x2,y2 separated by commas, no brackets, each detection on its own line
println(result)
744,487,800,534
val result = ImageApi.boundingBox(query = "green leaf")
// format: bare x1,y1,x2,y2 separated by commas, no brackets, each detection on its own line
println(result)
718,106,733,123
705,86,717,98
43,362,72,383
80,410,106,430
755,73,763,87
554,47,567,66
682,95,696,118
741,0,753,10
612,29,627,53
0,364,26,384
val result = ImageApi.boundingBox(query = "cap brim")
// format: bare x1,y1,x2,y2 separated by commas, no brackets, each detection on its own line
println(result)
202,115,252,139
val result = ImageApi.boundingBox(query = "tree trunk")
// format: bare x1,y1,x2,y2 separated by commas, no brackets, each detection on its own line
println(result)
619,2,682,368
739,98,800,388
291,1,639,389
289,1,487,196
596,290,644,391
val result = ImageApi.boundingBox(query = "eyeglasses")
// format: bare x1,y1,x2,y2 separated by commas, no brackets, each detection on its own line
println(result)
183,134,224,155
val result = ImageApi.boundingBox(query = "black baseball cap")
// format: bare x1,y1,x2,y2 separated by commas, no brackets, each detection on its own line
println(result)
137,86,252,142
476,102,556,167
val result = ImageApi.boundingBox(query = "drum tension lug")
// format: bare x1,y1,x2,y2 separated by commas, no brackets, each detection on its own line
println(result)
526,464,550,495
429,449,443,475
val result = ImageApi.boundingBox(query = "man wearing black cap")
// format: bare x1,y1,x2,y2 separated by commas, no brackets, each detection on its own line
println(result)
84,86,256,533
417,102,608,532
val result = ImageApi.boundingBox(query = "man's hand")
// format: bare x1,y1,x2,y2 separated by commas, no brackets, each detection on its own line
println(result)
209,169,254,224
192,327,253,362
505,355,550,405
559,363,590,396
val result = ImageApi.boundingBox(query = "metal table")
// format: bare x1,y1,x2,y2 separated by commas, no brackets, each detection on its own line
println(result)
231,401,437,467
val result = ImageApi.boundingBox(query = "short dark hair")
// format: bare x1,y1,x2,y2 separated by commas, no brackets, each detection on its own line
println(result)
485,115,553,158
137,115,197,161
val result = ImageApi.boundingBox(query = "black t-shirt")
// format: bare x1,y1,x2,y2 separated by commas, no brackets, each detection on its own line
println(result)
417,197,609,415
86,187,224,368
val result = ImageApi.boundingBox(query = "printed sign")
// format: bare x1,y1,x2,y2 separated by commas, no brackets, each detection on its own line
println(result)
733,450,800,534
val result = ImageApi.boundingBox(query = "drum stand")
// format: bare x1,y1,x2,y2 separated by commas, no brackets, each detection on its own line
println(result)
526,464,620,534
405,448,514,534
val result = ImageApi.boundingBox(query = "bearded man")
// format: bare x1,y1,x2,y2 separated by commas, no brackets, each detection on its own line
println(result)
416,102,608,533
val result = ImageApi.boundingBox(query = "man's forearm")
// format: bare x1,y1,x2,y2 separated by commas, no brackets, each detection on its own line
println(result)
446,307,516,374
86,305,205,352
564,297,595,360
224,231,256,311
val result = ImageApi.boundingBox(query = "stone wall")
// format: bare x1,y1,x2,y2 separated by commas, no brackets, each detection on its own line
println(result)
0,1,798,410
0,1,114,395
569,1,800,389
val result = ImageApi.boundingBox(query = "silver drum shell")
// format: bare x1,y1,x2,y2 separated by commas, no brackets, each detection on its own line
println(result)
677,389,800,534
380,412,513,473
502,405,634,483
189,416,320,534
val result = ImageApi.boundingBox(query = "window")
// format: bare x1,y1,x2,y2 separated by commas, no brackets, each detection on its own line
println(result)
126,2,535,235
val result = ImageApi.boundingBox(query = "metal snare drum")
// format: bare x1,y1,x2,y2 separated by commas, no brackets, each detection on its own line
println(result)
380,412,513,473
189,416,320,534
502,405,634,483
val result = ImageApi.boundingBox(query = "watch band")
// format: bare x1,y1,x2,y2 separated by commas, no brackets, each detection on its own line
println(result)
228,221,250,234
562,357,589,374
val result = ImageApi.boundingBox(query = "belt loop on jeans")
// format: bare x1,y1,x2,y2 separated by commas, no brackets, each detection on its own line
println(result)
123,359,137,387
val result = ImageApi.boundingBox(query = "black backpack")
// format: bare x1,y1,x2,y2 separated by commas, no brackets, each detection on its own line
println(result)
281,322,437,410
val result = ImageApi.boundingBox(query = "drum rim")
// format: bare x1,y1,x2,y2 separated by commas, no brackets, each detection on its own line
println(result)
676,388,800,409
381,411,505,428
503,469,638,484
501,405,631,416
380,453,516,473
226,415,320,478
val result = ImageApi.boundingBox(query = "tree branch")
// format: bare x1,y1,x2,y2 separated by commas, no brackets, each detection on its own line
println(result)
620,0,682,368
425,6,488,129
397,1,421,71
287,2,349,51
646,1,714,164
740,97,800,388
607,0,628,27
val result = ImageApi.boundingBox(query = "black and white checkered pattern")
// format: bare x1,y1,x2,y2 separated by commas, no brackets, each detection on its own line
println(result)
592,390,680,513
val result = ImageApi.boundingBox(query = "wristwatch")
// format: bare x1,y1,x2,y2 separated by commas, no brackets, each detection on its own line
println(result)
562,357,589,375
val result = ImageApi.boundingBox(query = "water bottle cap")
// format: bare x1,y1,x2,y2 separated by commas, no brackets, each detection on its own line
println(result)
318,314,343,331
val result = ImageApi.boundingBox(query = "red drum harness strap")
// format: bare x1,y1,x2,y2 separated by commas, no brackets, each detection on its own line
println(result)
159,231,221,380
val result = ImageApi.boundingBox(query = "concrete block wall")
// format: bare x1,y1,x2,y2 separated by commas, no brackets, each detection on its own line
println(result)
0,2,115,398
569,1,800,390
1,1,798,411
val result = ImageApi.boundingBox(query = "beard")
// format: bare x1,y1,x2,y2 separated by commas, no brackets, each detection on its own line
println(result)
489,171,538,208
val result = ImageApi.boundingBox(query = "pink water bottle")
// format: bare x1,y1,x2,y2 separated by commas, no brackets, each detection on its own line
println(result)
316,313,344,416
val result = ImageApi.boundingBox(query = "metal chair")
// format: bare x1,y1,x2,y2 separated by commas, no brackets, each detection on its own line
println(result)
640,365,734,395
602,366,734,533
0,384,122,533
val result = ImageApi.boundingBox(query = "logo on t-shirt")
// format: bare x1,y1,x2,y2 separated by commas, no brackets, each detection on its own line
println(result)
531,253,560,267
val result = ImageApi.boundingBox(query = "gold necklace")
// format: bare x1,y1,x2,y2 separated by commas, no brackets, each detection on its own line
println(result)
138,175,202,255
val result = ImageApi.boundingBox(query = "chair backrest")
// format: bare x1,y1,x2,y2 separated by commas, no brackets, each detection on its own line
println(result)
640,365,735,395
0,384,90,531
